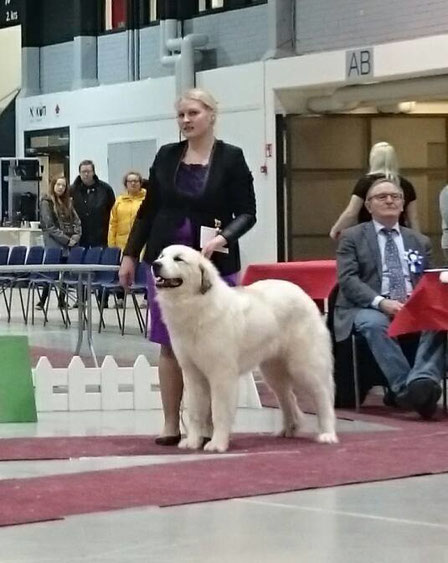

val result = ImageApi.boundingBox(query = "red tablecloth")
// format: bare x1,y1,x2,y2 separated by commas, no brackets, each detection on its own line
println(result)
241,260,337,300
389,272,448,337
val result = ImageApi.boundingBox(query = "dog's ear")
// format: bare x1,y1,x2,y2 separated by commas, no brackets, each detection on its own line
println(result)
199,264,212,294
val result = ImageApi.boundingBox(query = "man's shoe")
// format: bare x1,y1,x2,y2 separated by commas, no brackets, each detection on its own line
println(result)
35,302,44,311
383,389,397,407
407,378,442,420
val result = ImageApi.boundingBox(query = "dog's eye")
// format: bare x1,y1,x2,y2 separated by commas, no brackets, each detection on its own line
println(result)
173,256,184,262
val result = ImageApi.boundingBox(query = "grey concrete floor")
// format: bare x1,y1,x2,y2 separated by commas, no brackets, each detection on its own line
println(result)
1,293,448,562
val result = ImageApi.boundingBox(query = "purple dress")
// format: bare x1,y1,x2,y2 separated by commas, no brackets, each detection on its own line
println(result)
147,162,237,346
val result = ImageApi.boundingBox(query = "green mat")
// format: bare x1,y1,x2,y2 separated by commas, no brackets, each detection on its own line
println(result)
0,336,37,423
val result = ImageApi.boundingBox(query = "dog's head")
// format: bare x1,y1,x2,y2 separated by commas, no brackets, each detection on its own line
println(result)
152,245,215,296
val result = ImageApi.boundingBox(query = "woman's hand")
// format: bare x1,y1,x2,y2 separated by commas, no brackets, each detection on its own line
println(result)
201,234,228,259
119,255,136,288
329,227,341,241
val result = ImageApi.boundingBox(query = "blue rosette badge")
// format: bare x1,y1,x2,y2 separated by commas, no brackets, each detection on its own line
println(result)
405,249,423,274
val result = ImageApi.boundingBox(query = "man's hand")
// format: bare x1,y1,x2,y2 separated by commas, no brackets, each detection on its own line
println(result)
201,234,227,259
379,298,404,317
119,255,136,288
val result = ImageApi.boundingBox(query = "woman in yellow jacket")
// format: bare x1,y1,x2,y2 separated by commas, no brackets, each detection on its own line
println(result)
108,171,147,249
108,171,147,306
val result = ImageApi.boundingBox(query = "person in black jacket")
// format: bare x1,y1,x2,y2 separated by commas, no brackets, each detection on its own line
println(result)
70,160,115,248
119,88,256,445
329,142,420,240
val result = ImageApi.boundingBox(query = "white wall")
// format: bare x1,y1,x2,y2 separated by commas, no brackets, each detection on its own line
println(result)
0,25,21,110
17,31,448,266
16,64,274,266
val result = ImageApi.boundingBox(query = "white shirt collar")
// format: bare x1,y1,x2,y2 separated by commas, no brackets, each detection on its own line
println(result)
372,219,400,235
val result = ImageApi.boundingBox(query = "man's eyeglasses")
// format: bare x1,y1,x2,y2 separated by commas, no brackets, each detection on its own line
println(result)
368,193,403,202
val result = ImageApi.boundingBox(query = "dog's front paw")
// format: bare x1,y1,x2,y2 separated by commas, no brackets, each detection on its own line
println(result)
316,432,338,444
178,436,203,450
203,439,229,453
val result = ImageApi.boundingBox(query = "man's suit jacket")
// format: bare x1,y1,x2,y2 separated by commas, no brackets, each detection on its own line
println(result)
334,221,432,342
124,139,256,275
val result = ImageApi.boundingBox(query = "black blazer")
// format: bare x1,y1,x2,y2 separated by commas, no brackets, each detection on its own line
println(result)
124,140,256,275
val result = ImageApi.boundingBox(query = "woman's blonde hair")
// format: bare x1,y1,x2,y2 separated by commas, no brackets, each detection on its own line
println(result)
48,175,73,216
175,88,218,118
368,142,399,183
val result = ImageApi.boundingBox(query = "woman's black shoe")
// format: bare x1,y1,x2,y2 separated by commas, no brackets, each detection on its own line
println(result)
154,434,181,446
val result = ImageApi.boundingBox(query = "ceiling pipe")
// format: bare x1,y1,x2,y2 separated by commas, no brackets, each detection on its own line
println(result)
307,74,448,113
160,19,209,97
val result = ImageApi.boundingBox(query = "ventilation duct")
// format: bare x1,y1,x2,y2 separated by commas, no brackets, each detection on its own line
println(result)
307,75,448,113
159,19,208,96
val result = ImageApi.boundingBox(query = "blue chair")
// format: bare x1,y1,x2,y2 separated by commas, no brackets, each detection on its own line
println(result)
59,246,86,312
0,246,9,266
27,247,63,325
87,247,121,331
0,246,28,319
122,261,148,336
7,246,45,322
62,246,102,322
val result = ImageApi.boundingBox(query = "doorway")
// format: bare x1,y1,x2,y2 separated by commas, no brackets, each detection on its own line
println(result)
284,115,448,264
107,139,157,195
24,127,70,195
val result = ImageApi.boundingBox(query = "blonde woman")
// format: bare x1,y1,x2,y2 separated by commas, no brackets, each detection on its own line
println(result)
38,175,81,309
330,141,419,240
119,88,256,445
108,171,147,306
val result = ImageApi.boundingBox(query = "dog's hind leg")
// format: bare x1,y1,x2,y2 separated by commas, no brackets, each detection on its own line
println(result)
286,341,338,444
260,359,305,437
179,365,211,450
204,371,239,453
311,384,338,444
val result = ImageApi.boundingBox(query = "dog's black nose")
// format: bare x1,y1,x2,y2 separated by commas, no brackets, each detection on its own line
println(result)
152,260,162,276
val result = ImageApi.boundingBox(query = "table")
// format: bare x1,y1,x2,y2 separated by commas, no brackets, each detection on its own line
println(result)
0,264,119,366
0,227,43,247
242,260,337,300
389,271,448,337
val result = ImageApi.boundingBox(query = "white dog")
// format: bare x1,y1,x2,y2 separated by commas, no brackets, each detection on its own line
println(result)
153,245,338,453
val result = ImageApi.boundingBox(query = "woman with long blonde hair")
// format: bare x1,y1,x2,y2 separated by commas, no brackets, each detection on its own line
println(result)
119,88,256,445
330,141,419,240
37,175,81,309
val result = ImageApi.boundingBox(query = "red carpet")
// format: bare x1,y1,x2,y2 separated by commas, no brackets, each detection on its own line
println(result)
0,431,403,461
2,427,448,527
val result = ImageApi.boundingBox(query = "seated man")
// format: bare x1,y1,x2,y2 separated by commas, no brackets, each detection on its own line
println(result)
334,178,444,419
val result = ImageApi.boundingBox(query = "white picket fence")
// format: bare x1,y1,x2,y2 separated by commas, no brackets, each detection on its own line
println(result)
31,355,262,412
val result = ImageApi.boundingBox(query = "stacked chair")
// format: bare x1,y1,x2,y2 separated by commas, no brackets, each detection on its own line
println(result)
27,247,63,326
98,259,147,335
6,246,45,322
60,246,101,325
86,246,121,332
0,246,28,320
122,261,148,336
